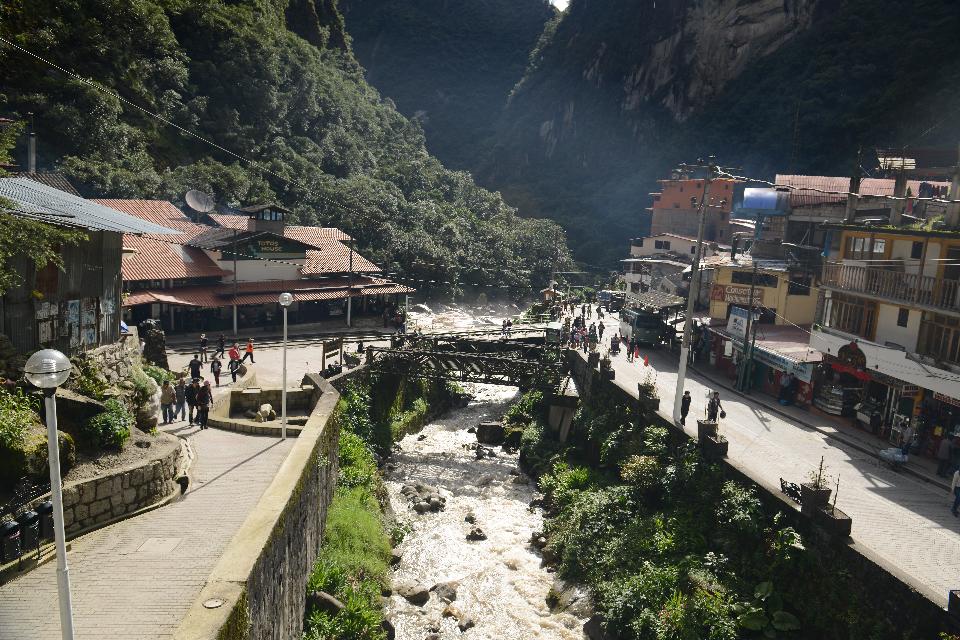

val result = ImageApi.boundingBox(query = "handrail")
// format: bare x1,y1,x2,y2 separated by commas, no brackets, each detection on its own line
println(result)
821,262,960,314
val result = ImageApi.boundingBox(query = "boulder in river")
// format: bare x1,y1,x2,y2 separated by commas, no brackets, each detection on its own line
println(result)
466,526,487,541
390,549,403,566
414,501,430,514
305,591,344,616
381,618,396,640
431,581,458,603
395,581,430,606
584,615,613,640
476,421,505,445
464,512,476,524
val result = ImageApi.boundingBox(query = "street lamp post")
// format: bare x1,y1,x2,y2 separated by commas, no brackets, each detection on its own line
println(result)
278,292,293,440
24,349,74,640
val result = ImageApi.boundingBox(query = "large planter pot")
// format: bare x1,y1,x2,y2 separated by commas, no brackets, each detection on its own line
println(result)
800,483,832,517
701,434,728,461
638,395,659,413
814,505,852,538
697,419,718,442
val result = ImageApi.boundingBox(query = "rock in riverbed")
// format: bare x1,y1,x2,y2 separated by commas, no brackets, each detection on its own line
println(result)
394,581,430,606
466,526,487,541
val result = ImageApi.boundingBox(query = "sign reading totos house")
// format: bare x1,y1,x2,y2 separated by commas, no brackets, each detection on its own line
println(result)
711,284,765,306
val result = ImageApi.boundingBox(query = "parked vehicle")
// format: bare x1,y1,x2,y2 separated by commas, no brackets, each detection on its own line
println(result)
619,307,669,345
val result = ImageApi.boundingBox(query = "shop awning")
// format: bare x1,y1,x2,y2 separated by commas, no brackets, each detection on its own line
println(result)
707,324,822,382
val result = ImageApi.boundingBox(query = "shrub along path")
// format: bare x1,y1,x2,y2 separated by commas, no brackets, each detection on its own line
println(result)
603,349,960,608
0,413,294,638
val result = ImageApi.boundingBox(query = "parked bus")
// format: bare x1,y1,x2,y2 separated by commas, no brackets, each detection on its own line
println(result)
619,308,669,345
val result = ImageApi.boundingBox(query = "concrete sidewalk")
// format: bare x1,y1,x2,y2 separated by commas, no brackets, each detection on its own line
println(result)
691,362,950,491
602,346,960,608
0,421,294,639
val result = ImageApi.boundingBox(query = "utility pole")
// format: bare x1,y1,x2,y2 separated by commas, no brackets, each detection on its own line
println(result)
843,146,863,223
346,237,354,328
673,160,717,425
736,258,759,392
232,228,238,337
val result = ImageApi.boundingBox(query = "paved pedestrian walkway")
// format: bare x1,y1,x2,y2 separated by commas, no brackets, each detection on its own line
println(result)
0,417,294,638
600,347,960,608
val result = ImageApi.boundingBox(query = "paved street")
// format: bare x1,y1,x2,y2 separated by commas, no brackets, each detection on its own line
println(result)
601,344,960,607
0,373,294,639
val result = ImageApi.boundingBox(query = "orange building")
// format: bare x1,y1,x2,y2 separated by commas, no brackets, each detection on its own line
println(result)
648,178,736,242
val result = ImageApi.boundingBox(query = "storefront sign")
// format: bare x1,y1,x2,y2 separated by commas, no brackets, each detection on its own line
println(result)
726,306,750,340
711,284,765,306
750,346,815,383
934,392,960,408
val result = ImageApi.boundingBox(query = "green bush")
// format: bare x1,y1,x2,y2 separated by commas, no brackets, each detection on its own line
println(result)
338,431,379,490
389,397,428,440
68,356,107,401
539,460,599,511
142,363,175,386
81,398,132,450
129,363,158,406
0,386,40,449
620,455,661,492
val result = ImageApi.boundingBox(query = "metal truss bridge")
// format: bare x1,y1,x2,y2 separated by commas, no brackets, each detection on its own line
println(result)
365,339,567,389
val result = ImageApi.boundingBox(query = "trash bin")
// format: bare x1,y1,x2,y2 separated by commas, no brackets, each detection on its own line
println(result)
36,501,54,541
0,520,21,563
16,510,39,554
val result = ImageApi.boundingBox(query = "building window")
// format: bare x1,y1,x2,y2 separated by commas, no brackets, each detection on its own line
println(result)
787,274,811,296
825,293,877,339
897,308,909,327
731,271,778,288
844,236,887,260
654,240,671,250
919,313,960,365
911,241,923,259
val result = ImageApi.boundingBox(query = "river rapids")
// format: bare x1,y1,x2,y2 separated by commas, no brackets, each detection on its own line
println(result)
384,384,589,639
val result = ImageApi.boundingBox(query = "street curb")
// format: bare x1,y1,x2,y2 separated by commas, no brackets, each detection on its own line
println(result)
690,366,951,492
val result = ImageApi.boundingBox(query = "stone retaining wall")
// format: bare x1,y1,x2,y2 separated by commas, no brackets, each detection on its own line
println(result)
86,327,141,385
58,434,185,536
174,374,343,640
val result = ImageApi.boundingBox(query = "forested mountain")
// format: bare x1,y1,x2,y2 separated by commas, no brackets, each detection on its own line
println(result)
486,0,960,265
339,0,555,170
0,0,570,296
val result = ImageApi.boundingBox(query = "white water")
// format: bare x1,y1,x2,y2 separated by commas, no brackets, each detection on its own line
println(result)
384,384,588,640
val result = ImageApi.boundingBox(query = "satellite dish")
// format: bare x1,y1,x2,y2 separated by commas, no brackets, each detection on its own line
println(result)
185,190,215,213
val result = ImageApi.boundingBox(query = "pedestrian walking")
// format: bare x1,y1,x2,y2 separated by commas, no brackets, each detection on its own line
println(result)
707,391,724,422
506,319,513,337
159,380,175,425
241,338,255,363
185,379,200,425
680,390,691,426
199,333,208,362
228,342,241,362
937,437,954,477
581,304,586,319
951,468,960,517
196,381,212,430
900,423,916,456
214,333,226,358
501,319,508,337
228,357,241,383
174,378,186,422
210,357,222,387
188,353,203,380
597,305,603,319
598,321,605,340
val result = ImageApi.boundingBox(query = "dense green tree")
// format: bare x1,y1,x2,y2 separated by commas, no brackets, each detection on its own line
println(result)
0,0,570,297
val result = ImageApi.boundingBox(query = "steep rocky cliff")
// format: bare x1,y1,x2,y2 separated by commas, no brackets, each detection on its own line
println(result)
486,0,960,264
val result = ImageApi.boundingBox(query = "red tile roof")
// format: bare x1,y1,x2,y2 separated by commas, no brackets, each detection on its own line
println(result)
93,200,228,282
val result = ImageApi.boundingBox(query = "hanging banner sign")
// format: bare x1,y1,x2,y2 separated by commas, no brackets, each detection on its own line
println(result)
711,284,765,305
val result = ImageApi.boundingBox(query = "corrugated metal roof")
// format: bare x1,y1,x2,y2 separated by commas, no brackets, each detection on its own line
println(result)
302,243,381,274
775,175,951,208
92,200,229,282
206,212,350,243
124,278,414,308
0,178,177,234
10,172,81,196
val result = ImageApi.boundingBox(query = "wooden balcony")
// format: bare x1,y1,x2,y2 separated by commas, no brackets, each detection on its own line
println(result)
821,262,960,315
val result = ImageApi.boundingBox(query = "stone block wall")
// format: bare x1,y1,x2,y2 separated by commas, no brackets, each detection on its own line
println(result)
86,327,141,385
174,375,344,640
58,435,184,536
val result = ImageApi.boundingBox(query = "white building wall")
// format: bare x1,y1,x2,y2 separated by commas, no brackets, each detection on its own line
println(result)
874,303,920,352
217,258,303,282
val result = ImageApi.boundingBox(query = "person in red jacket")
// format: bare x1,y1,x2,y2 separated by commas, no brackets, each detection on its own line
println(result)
228,343,241,362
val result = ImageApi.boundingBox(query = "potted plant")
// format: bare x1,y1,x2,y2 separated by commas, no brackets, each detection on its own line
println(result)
800,457,833,517
599,353,615,379
697,418,728,460
815,477,852,538
637,371,659,412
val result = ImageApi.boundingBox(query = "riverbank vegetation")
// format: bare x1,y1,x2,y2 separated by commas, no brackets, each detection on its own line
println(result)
516,387,913,639
305,375,457,639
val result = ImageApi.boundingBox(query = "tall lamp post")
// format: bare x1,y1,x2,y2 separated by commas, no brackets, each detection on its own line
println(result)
24,349,74,640
278,292,293,440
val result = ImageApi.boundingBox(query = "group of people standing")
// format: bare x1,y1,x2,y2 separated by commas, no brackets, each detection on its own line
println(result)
565,314,605,354
157,334,256,430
